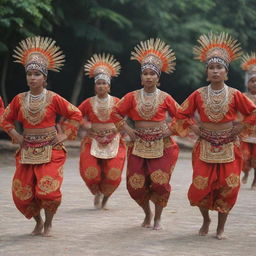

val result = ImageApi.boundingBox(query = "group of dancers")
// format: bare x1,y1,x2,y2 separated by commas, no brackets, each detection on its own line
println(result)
0,32,256,239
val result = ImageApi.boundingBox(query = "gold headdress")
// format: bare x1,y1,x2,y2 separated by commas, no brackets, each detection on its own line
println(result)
194,32,242,69
13,36,65,76
84,53,121,84
241,52,256,86
131,38,176,76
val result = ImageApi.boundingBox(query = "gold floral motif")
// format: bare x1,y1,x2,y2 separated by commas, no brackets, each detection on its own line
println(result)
135,89,167,120
150,169,169,185
20,91,54,125
214,199,230,213
84,166,99,180
225,173,240,188
91,95,115,121
193,175,208,190
38,176,60,195
107,168,121,181
199,86,235,122
128,173,145,190
12,179,33,201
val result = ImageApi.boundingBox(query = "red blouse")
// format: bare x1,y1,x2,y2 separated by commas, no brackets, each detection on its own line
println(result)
111,89,180,123
78,96,120,123
1,90,82,139
177,86,256,123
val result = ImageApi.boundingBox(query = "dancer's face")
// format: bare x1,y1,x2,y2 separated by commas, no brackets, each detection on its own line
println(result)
248,77,256,95
207,63,227,83
141,68,159,92
26,69,46,93
95,79,110,97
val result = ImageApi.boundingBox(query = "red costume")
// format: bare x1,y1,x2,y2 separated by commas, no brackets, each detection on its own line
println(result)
177,33,256,213
0,36,82,219
0,96,4,116
112,89,180,207
79,53,126,198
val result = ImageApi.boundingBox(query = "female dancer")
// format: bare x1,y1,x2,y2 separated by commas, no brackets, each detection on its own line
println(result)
1,36,82,236
78,54,126,209
111,38,180,230
177,32,256,239
240,52,256,189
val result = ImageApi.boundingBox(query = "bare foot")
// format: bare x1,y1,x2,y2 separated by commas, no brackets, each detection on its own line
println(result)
31,220,44,236
216,229,227,240
94,193,102,209
242,173,248,184
251,181,256,190
199,219,211,236
141,212,153,228
153,219,163,230
101,195,109,210
43,223,52,237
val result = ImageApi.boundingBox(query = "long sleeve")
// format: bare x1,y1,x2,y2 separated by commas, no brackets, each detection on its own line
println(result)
54,95,82,140
169,92,197,137
0,95,19,132
111,93,133,129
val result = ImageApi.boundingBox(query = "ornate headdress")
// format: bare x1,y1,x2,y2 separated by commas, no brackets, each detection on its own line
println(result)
13,36,65,76
84,53,121,85
241,52,256,86
194,32,242,69
131,38,176,76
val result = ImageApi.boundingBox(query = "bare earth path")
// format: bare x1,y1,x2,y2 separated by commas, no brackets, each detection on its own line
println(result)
0,148,255,256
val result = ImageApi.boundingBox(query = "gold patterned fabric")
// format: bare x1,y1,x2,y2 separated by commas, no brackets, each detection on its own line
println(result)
199,139,234,163
107,168,122,181
38,175,60,195
150,169,169,185
128,173,145,190
225,173,240,188
193,175,208,190
90,134,120,159
12,179,33,201
84,166,99,180
21,145,52,164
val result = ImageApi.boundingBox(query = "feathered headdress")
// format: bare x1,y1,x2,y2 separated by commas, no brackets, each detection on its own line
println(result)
241,52,256,86
84,53,121,84
131,38,176,76
13,36,65,76
193,32,242,69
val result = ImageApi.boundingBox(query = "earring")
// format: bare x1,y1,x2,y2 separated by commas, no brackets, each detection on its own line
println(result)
224,74,228,81
206,77,210,82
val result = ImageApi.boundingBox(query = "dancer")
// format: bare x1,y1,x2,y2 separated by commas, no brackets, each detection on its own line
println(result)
240,52,256,189
177,32,256,239
111,38,180,230
0,36,82,236
78,53,126,209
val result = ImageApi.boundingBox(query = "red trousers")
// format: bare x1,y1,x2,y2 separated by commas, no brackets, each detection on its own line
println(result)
80,138,126,196
12,148,66,219
126,137,179,207
240,141,256,172
188,141,242,213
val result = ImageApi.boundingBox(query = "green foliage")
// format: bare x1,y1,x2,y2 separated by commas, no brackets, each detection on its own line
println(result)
1,0,256,103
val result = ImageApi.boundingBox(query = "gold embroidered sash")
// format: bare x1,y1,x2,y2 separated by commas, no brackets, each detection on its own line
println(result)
20,127,57,164
132,138,164,159
199,139,234,163
90,134,120,159
21,145,52,164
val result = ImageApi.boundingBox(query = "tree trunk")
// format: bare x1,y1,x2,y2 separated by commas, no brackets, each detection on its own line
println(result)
0,54,9,105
